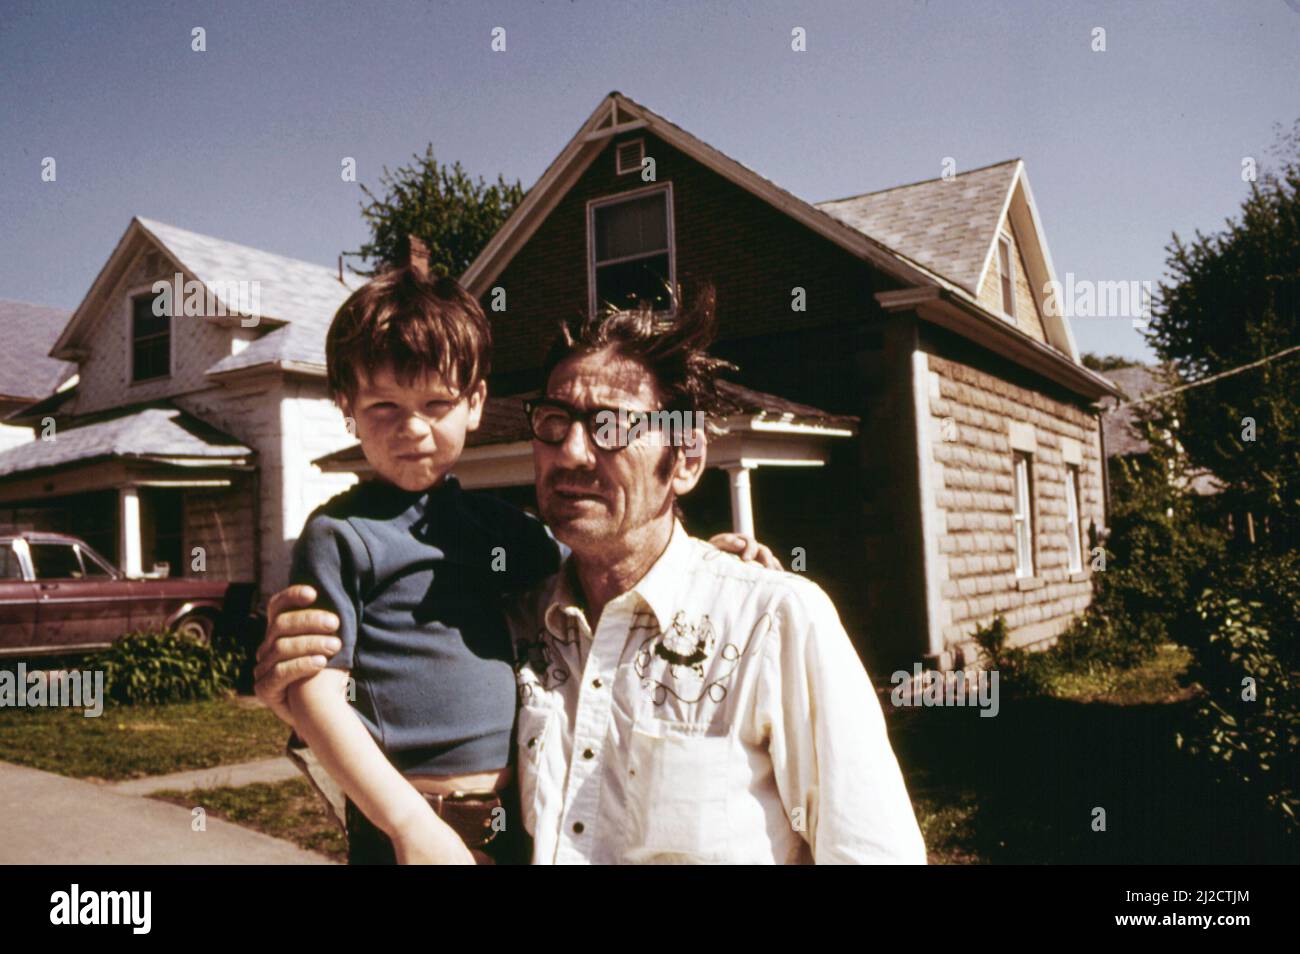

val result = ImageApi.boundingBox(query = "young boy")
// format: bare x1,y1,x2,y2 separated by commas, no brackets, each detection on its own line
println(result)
286,266,559,865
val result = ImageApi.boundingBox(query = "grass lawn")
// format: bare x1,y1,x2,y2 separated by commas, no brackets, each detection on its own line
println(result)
0,693,289,781
896,643,1297,864
150,778,347,862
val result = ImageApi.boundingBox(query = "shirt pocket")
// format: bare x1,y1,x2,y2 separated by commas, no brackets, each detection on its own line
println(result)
515,701,554,836
623,722,732,864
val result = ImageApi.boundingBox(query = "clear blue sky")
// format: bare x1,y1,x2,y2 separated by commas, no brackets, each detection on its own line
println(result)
2,0,1297,362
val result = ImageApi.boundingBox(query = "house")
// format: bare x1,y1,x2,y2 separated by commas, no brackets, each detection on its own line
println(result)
328,91,1125,673
0,301,77,454
0,218,363,593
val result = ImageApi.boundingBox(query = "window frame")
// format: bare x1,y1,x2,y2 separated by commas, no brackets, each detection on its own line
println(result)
1064,464,1084,573
998,232,1017,322
1012,450,1035,578
127,285,173,386
615,137,646,176
586,181,676,319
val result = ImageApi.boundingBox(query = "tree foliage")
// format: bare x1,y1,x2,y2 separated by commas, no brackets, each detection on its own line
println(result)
1148,119,1300,544
348,144,525,278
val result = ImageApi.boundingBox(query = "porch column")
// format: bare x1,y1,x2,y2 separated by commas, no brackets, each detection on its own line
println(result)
725,465,755,536
119,486,142,578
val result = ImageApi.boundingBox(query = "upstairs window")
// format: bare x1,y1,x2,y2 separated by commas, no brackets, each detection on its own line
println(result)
1013,451,1035,577
132,293,170,382
998,233,1016,321
589,186,674,315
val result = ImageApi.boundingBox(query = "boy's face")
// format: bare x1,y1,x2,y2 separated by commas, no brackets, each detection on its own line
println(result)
339,364,486,492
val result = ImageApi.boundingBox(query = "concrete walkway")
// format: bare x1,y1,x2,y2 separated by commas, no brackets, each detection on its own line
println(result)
108,756,301,795
0,761,337,864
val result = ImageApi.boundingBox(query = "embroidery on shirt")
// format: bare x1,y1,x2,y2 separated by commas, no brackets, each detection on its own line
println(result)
514,626,571,703
635,610,745,705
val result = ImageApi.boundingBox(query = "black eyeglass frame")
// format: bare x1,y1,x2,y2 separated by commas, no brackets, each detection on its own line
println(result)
522,397,664,452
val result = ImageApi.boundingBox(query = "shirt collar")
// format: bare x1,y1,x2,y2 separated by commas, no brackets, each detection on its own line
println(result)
543,519,693,637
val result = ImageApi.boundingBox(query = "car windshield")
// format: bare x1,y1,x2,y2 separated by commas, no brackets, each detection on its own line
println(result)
29,543,85,580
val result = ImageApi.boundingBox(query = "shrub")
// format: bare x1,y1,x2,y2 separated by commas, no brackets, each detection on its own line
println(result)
972,616,1059,698
94,629,239,706
1176,554,1300,833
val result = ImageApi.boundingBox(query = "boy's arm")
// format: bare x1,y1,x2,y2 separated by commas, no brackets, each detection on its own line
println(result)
286,669,475,865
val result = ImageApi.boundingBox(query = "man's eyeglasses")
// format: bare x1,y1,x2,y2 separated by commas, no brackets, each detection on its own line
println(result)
523,398,661,452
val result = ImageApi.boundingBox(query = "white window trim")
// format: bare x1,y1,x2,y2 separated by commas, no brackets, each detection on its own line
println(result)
1013,451,1035,578
998,232,1017,322
1064,465,1083,573
126,281,175,387
615,137,646,176
586,181,676,319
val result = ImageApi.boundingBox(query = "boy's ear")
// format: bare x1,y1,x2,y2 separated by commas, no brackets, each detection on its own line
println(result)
465,379,488,432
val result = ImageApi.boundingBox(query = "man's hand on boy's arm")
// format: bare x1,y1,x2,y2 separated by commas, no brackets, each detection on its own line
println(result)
707,532,783,571
254,584,344,726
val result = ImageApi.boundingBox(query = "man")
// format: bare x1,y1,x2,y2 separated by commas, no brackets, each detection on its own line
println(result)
257,288,927,864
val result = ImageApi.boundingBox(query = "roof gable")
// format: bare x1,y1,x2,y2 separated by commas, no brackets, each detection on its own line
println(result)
51,217,363,369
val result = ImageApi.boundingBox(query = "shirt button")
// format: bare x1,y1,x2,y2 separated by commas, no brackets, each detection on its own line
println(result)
592,678,602,688
583,747,594,759
572,821,585,834
527,737,537,748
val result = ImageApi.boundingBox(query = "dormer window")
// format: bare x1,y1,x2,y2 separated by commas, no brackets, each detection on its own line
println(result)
998,233,1017,321
589,185,674,315
131,292,170,382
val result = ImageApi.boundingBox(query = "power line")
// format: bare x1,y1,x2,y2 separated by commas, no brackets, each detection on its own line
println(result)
1103,342,1300,414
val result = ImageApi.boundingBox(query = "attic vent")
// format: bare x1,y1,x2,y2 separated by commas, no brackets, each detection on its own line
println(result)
616,139,645,176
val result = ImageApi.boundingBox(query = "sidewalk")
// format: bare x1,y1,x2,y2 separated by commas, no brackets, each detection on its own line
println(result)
0,761,336,864
108,756,301,795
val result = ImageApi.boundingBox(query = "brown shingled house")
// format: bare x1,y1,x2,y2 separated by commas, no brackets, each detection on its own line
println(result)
321,92,1124,674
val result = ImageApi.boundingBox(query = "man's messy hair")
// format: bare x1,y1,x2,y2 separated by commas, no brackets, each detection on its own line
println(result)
541,284,737,429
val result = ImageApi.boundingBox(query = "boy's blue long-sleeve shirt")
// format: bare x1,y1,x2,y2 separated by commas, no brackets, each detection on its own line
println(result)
288,474,561,775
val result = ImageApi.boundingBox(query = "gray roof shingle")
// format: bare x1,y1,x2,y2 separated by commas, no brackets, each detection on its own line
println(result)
134,218,365,373
815,160,1020,295
0,300,77,402
0,404,252,478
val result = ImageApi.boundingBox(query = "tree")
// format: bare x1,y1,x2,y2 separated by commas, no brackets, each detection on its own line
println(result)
1081,352,1139,372
348,144,525,277
1148,119,1300,549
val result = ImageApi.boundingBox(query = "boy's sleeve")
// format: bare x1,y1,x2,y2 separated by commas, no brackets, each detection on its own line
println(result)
287,515,365,671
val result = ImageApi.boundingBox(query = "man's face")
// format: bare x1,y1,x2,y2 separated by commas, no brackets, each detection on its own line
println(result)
534,346,705,556
339,363,485,492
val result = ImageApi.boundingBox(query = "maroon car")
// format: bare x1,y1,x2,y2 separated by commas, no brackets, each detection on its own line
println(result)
0,531,256,657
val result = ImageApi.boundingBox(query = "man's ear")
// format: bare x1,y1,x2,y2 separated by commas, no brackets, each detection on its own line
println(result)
337,394,355,434
465,379,488,432
670,428,707,497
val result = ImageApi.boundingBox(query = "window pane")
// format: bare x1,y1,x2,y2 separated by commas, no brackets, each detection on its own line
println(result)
29,544,83,579
1065,468,1082,572
594,192,668,262
999,239,1015,315
133,294,170,336
595,253,672,311
0,545,23,580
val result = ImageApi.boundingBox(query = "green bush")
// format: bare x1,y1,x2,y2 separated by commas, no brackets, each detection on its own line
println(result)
93,629,240,706
972,615,1059,697
1176,553,1300,833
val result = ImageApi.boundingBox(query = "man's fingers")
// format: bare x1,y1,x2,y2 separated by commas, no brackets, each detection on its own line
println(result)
266,585,317,623
256,606,340,664
252,634,342,680
755,544,783,572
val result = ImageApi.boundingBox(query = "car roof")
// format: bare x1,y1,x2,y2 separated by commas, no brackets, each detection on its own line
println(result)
0,531,87,545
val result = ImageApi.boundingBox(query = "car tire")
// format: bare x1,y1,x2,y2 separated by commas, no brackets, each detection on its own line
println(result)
173,612,216,646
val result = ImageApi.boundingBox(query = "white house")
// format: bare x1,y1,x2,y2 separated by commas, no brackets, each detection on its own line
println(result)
0,218,365,602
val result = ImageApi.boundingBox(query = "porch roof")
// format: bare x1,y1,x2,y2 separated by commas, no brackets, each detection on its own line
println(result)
311,380,858,472
0,403,253,479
